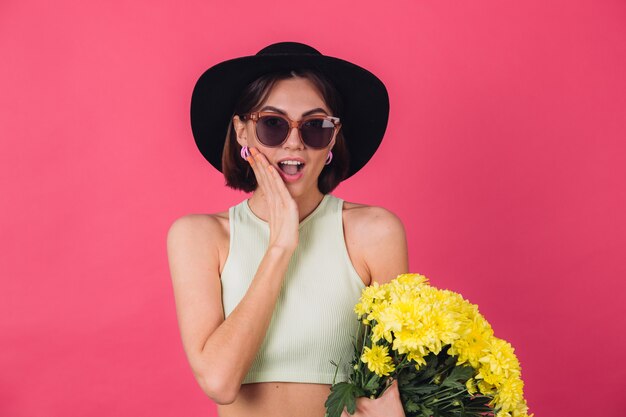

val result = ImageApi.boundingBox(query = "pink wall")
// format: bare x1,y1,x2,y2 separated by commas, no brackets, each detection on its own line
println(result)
1,0,625,416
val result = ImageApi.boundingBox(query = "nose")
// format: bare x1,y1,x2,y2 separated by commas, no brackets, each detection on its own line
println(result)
283,124,304,149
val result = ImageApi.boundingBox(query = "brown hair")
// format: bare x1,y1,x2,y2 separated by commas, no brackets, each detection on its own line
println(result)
221,69,349,194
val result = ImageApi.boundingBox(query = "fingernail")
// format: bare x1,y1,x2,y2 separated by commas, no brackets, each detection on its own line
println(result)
246,156,255,164
250,147,258,155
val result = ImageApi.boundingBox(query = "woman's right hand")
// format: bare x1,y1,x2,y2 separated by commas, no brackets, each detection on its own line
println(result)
247,147,299,253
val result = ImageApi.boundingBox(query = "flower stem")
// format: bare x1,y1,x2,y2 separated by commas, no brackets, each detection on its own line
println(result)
433,388,467,404
421,386,457,401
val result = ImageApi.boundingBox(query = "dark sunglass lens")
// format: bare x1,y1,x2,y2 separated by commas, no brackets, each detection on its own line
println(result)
301,118,334,148
257,116,289,146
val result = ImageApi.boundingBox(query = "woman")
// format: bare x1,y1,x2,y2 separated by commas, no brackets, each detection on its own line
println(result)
167,42,409,417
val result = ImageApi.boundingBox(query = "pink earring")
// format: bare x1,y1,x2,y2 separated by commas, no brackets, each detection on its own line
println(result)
240,145,250,159
325,151,333,165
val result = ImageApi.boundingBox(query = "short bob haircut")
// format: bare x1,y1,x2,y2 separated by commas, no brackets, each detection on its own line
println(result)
221,69,349,194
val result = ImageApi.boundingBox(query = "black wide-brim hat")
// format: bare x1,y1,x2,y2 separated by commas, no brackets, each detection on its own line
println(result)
190,41,389,179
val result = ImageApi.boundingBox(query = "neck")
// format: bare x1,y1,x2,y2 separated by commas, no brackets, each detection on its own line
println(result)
248,188,326,222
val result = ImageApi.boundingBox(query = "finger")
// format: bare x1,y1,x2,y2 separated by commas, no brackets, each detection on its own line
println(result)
266,166,298,225
246,155,269,195
250,148,292,207
355,396,371,411
265,165,284,206
251,148,282,203
249,149,274,199
266,162,292,205
385,379,400,398
249,148,295,223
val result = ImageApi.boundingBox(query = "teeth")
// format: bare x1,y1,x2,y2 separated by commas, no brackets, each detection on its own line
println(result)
280,160,303,165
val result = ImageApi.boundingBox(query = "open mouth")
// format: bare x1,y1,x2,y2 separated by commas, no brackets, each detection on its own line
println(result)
277,160,305,176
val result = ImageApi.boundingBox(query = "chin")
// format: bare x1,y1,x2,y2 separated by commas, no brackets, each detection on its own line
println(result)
284,181,317,198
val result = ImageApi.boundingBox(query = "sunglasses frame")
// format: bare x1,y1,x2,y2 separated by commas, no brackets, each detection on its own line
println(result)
242,111,341,149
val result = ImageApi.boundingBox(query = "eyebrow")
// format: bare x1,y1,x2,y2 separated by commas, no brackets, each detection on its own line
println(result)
259,106,329,117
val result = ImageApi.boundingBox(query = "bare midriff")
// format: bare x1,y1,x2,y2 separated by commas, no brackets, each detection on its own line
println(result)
217,382,332,417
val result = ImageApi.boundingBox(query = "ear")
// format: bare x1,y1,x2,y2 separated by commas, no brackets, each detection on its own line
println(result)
232,115,248,147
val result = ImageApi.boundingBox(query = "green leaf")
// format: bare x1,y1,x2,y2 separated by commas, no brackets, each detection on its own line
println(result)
401,384,440,395
442,350,457,367
441,366,473,388
324,382,364,417
405,399,420,412
420,356,439,380
363,373,381,392
400,370,416,383
451,365,474,381
419,404,433,415
464,395,493,411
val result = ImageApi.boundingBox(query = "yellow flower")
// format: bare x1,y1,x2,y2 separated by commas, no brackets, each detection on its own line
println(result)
349,273,530,417
511,401,533,417
477,338,521,386
354,282,388,319
492,377,525,414
449,314,494,368
365,301,387,324
354,301,369,317
361,344,395,377
377,302,410,334
392,329,425,355
407,350,427,367
477,379,496,396
466,377,478,395
392,273,429,289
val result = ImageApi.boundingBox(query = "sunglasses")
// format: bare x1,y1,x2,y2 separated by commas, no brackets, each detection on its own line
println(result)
241,112,341,149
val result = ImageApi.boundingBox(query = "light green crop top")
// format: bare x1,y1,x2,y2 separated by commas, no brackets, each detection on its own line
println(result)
220,193,366,384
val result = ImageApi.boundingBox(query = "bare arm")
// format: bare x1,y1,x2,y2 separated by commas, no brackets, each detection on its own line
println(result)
349,205,410,285
167,147,299,405
342,206,409,417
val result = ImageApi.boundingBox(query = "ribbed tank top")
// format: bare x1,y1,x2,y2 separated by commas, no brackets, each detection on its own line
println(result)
220,193,366,384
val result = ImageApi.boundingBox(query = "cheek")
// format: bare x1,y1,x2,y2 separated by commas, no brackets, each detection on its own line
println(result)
255,146,277,161
309,154,329,173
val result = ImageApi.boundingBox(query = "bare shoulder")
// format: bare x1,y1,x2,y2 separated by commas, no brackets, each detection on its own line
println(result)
168,211,228,239
166,210,230,275
342,201,406,236
166,210,231,374
341,200,409,285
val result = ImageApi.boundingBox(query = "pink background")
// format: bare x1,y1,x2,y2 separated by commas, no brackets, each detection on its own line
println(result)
1,0,625,416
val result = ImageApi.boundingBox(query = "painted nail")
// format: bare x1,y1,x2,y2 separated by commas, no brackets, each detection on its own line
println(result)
250,147,258,156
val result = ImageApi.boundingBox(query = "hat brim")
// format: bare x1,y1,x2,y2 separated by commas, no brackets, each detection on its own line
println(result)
190,52,389,180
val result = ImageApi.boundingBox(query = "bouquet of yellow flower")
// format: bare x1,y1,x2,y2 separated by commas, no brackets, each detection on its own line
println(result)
325,273,532,417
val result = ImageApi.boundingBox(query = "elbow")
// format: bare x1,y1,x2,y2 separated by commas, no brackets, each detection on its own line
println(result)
198,372,240,405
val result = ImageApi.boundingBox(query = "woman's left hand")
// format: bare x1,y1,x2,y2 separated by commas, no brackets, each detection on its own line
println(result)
340,379,406,417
